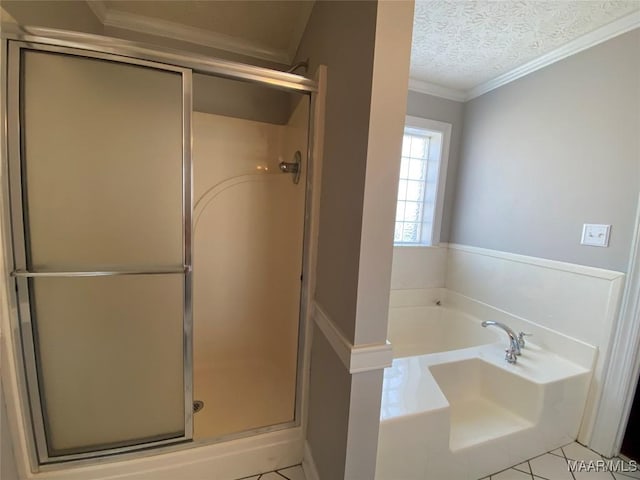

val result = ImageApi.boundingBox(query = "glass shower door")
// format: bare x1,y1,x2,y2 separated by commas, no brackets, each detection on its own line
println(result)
7,44,192,462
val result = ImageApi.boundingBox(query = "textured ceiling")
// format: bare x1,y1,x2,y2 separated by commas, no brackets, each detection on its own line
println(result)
411,0,640,91
103,0,314,53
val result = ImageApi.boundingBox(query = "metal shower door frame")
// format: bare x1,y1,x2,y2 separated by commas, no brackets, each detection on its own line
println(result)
5,39,194,465
1,27,318,472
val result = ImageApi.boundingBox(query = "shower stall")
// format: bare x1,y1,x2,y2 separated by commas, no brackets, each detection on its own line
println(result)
0,27,316,471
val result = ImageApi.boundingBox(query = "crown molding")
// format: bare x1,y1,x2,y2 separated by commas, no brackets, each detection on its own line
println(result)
407,78,467,102
411,10,639,103
84,0,291,64
467,10,640,100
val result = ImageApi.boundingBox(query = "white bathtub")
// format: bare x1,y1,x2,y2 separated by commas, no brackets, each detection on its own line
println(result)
376,301,593,480
387,306,501,357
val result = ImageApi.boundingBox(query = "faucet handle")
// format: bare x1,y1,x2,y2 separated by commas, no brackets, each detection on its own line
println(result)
517,332,532,348
505,348,518,364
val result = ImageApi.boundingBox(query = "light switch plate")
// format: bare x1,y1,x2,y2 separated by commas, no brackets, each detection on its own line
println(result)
581,224,611,247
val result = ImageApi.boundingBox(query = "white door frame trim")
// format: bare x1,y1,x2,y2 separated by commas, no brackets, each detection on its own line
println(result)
589,193,640,456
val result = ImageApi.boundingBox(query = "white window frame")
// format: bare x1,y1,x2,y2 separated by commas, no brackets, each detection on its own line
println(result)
394,115,452,247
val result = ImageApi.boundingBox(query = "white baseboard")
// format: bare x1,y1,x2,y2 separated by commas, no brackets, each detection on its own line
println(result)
302,441,320,480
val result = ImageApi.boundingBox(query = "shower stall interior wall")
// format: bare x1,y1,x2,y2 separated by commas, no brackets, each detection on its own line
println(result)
191,76,309,440
2,31,313,470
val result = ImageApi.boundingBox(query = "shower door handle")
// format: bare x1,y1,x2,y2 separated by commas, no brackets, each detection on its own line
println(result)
279,150,302,185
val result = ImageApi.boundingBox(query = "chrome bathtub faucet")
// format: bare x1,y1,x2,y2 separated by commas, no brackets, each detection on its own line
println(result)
481,320,531,364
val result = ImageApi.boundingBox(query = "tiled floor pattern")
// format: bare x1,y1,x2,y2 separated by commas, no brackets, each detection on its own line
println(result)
238,465,305,480
234,443,638,480
480,442,640,480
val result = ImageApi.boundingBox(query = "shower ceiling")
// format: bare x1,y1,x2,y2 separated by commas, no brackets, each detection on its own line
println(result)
86,0,315,64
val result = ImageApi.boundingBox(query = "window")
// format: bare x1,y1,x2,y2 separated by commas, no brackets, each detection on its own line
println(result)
394,116,451,246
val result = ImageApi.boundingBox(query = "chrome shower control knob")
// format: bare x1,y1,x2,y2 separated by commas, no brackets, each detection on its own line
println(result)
279,150,302,184
279,161,299,173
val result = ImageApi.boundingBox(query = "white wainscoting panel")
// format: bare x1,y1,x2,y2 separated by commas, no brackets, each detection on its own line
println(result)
391,245,447,290
388,287,445,308
445,243,625,444
446,244,624,348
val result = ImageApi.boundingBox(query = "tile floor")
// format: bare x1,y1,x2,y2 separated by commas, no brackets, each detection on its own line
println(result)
238,465,305,480
480,442,640,480
235,442,638,480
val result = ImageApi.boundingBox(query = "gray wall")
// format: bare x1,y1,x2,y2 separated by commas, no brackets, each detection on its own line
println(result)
305,331,351,480
450,29,640,272
295,1,377,343
406,91,464,242
293,1,378,478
